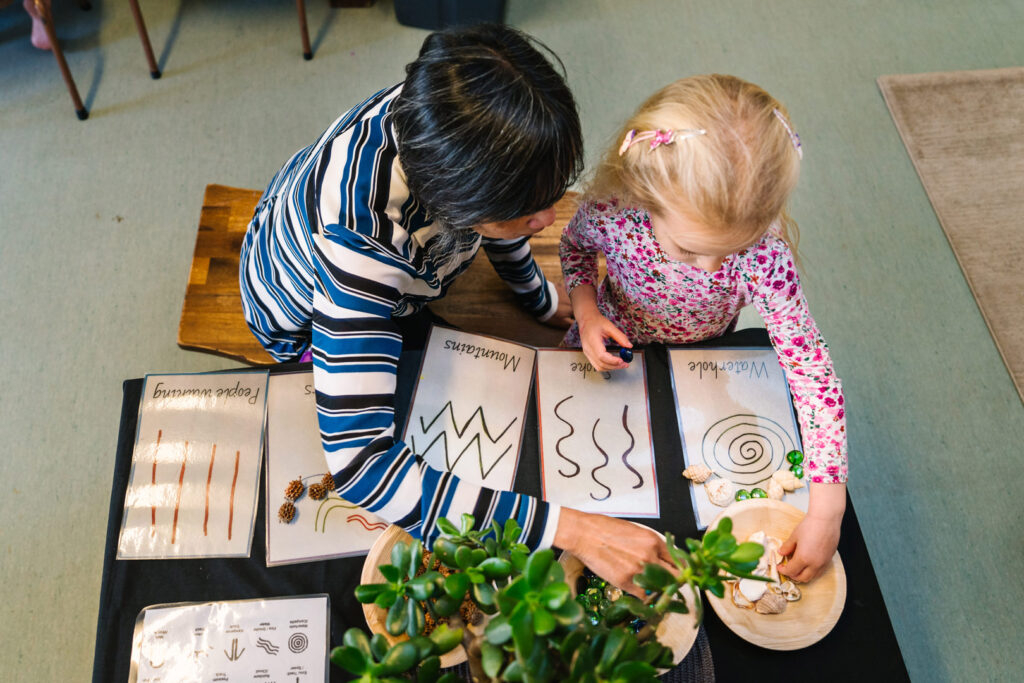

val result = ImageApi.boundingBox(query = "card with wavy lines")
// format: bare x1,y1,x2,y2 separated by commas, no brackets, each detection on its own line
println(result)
264,371,387,566
668,347,807,528
535,350,659,517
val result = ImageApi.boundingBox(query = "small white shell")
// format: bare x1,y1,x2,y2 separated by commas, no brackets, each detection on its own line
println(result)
704,477,734,507
731,582,754,609
779,580,802,601
682,464,713,483
766,478,785,500
738,578,768,602
772,470,805,492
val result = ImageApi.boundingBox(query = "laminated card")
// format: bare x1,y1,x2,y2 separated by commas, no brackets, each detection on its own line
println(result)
668,347,807,528
117,372,268,559
403,326,536,491
129,595,328,683
536,350,659,517
265,371,388,566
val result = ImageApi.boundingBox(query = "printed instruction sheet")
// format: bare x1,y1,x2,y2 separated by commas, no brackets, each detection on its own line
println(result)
668,347,806,527
403,326,536,490
117,372,268,559
536,350,659,517
265,371,388,565
129,595,328,682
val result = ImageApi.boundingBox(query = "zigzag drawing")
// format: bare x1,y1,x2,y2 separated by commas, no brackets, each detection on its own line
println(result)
409,401,517,480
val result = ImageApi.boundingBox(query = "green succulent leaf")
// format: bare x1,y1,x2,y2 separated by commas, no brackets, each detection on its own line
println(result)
432,538,458,566
407,540,424,579
391,543,409,574
386,595,408,635
598,628,630,673
485,616,513,645
431,593,460,618
379,564,402,584
406,575,436,602
664,599,691,615
353,583,388,604
376,641,418,675
717,517,733,535
443,572,471,599
478,557,512,580
409,635,435,660
552,595,585,626
481,640,504,679
329,645,367,675
525,549,554,590
373,587,398,609
417,655,441,683
406,598,426,637
342,628,373,661
540,581,570,610
729,541,764,564
460,513,475,535
436,517,460,537
611,660,658,682
455,545,474,570
472,581,496,608
370,633,389,660
532,606,556,635
502,660,524,683
510,548,528,572
428,623,463,654
510,606,535,658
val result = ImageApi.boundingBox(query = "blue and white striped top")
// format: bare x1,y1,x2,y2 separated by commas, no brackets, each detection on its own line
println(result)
240,84,561,550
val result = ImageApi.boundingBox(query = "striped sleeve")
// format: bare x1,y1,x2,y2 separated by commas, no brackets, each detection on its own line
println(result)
310,236,561,549
481,237,557,320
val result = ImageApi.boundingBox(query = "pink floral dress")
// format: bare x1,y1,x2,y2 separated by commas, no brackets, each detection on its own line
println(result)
560,200,848,484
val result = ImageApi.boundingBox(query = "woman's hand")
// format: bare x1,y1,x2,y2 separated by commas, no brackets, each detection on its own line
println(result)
779,482,845,582
569,284,631,371
554,508,674,597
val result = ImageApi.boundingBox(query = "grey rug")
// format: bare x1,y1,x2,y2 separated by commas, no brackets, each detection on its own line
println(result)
878,67,1024,403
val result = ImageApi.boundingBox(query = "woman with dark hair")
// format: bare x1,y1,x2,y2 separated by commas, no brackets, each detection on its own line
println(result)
240,24,673,594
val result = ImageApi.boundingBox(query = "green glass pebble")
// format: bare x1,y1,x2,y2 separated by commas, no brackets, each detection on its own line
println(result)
734,489,751,501
786,450,804,465
790,464,804,479
750,487,768,498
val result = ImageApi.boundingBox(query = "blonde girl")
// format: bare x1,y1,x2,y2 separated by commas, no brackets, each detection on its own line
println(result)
560,74,846,581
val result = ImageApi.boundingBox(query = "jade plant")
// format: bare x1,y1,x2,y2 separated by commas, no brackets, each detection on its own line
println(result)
331,514,764,683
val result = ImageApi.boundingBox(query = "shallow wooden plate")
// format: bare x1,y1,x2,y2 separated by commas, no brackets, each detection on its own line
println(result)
705,499,846,650
558,548,701,667
360,525,469,667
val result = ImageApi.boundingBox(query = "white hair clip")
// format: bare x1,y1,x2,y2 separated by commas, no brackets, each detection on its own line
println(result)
618,128,706,156
772,109,803,159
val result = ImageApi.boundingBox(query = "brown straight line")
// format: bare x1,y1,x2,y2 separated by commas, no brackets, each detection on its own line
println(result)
204,444,217,536
171,441,188,544
151,429,162,536
228,450,240,541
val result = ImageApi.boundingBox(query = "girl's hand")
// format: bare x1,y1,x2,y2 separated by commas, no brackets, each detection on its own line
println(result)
578,310,631,371
554,508,675,597
779,482,845,582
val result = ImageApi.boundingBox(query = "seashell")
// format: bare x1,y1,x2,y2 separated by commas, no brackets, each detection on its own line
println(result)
738,578,768,602
767,478,785,500
682,464,713,483
779,580,802,602
755,590,788,614
704,477,734,507
731,582,754,609
772,469,805,492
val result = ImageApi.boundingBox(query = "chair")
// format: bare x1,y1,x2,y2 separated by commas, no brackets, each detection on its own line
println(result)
178,185,579,365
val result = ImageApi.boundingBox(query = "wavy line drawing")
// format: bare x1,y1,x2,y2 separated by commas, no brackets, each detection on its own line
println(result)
256,637,279,655
410,430,513,480
315,495,360,532
619,405,643,489
553,395,580,477
204,444,216,536
347,513,389,532
171,441,188,544
589,420,612,501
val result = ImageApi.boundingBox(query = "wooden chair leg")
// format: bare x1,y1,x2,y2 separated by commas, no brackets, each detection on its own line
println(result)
127,0,161,79
36,1,87,120
296,0,312,60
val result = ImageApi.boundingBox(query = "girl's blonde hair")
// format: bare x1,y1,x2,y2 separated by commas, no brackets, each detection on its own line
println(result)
585,74,801,257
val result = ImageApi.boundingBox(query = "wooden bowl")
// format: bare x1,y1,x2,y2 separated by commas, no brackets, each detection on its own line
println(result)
704,499,846,650
360,525,469,667
558,549,701,667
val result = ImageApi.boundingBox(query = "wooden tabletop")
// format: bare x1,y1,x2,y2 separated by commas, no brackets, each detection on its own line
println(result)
178,185,585,365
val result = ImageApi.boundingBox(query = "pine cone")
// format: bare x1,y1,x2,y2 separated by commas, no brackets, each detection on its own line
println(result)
308,483,327,500
321,472,335,491
284,478,305,501
278,501,296,523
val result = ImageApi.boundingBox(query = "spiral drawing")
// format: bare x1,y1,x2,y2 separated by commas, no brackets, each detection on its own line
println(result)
700,414,795,486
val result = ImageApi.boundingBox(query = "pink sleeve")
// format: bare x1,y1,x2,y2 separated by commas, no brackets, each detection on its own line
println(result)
745,241,848,484
559,203,605,293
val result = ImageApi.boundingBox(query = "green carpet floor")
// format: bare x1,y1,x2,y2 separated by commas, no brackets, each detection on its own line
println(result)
2,1,1022,680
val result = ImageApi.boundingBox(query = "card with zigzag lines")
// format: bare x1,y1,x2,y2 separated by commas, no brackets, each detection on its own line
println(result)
403,326,536,490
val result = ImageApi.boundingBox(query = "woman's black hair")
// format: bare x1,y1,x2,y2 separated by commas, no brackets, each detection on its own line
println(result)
393,24,583,231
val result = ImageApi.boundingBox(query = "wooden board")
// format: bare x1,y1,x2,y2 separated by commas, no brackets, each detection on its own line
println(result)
178,185,583,364
704,499,845,650
878,68,1024,403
